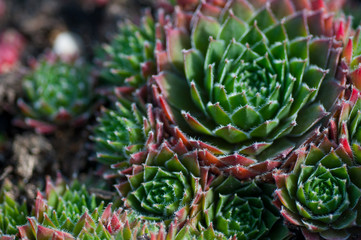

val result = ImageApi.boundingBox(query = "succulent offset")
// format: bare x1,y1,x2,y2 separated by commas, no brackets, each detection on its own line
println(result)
93,97,147,165
115,140,204,226
18,60,92,134
273,81,361,239
99,10,156,89
92,91,172,167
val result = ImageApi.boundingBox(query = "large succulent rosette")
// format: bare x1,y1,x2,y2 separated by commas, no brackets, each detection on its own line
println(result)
201,174,290,240
273,86,361,239
153,0,343,172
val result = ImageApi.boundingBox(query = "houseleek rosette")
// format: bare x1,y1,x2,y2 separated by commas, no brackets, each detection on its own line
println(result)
99,10,156,89
92,89,176,167
154,0,342,163
92,96,147,165
116,140,203,225
17,60,92,134
274,87,361,239
200,174,289,240
18,177,108,239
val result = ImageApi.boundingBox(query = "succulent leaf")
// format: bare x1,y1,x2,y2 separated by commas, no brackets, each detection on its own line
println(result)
153,0,343,163
274,84,361,239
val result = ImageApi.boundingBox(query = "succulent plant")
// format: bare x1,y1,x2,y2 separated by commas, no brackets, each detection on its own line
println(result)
99,10,156,89
92,91,171,166
153,0,343,165
115,139,205,226
17,177,106,239
92,97,147,165
200,174,290,240
15,176,212,240
0,191,28,238
273,85,361,239
17,59,92,134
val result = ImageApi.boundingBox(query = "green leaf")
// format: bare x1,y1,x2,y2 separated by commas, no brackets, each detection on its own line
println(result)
218,14,247,43
250,119,279,138
214,125,249,143
167,28,191,71
207,102,232,126
291,103,327,136
232,105,262,131
192,14,221,55
184,49,205,87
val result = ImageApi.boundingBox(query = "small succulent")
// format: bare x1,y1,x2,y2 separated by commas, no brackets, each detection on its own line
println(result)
0,191,28,238
17,177,105,238
92,92,171,166
17,59,92,134
115,140,205,226
201,174,290,240
17,177,119,240
153,0,343,165
273,86,361,239
92,97,147,165
99,10,156,89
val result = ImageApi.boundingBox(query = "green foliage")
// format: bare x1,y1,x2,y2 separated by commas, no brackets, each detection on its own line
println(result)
18,60,92,133
92,98,146,165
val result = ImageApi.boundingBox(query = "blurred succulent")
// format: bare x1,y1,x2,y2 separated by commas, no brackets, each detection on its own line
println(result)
0,29,25,74
201,175,290,240
99,10,156,89
0,191,28,238
153,0,343,165
273,86,361,239
344,1,361,29
17,60,92,134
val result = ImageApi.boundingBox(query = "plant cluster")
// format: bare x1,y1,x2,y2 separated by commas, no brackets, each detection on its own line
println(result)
4,0,361,239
